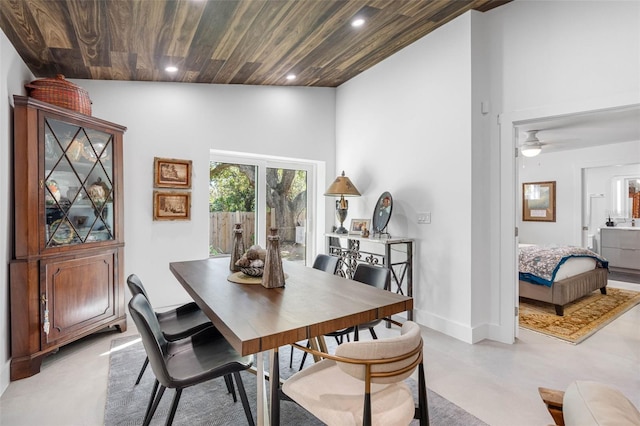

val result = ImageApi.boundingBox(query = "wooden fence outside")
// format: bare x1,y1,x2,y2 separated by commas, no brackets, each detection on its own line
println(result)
209,212,256,255
210,212,305,262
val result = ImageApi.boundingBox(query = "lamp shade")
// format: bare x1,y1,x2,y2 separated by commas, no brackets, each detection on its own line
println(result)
324,171,361,197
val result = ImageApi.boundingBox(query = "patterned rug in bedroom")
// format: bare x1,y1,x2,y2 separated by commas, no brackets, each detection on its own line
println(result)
519,287,640,344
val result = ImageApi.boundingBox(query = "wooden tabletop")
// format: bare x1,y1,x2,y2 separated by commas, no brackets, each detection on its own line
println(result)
169,257,413,356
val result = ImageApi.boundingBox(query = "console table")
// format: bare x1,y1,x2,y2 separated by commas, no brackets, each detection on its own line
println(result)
325,233,414,321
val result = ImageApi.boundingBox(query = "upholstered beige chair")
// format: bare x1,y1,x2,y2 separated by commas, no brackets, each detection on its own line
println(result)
282,320,428,426
539,381,640,426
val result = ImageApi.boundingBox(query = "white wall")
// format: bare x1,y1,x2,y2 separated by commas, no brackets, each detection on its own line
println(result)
495,1,639,113
494,1,639,344
76,80,336,308
337,0,640,343
337,14,477,341
0,30,35,395
519,141,640,246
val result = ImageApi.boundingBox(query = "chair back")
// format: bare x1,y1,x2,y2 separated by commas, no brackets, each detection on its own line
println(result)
335,321,422,385
128,294,172,386
127,273,151,301
352,263,390,290
312,254,340,274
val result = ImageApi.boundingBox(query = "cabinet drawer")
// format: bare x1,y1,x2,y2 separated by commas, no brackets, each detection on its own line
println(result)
600,229,640,249
601,247,640,270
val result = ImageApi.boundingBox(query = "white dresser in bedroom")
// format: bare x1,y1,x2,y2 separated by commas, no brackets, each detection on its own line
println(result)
600,227,640,274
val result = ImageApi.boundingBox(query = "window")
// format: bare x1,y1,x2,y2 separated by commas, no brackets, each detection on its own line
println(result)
209,152,319,266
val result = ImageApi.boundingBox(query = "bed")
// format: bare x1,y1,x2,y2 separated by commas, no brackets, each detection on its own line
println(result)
519,244,609,316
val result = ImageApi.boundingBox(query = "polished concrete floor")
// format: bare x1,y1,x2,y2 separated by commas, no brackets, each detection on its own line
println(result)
1,280,638,426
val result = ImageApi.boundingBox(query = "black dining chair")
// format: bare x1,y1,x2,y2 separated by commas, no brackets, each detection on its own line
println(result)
325,263,391,343
128,294,255,426
126,274,214,385
351,263,391,340
292,262,391,371
289,254,340,370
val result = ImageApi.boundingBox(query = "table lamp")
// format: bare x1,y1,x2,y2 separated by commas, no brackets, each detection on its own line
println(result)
324,171,361,234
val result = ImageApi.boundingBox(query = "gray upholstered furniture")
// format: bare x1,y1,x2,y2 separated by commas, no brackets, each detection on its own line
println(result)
519,268,608,316
126,274,213,385
128,294,255,426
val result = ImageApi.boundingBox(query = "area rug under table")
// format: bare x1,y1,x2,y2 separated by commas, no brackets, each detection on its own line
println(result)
104,336,487,426
519,287,640,344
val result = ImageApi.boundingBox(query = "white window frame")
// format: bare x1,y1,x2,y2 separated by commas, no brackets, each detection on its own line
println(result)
210,149,323,266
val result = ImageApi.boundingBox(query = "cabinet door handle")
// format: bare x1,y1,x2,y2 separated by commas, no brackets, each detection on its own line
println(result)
41,293,50,335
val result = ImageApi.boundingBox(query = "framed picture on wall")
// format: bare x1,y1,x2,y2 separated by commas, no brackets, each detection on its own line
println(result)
522,181,556,222
153,157,192,189
153,191,191,221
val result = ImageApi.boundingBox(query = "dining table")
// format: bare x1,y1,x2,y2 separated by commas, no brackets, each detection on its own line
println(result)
169,256,414,426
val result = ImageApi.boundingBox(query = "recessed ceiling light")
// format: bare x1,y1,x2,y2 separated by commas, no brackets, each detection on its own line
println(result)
286,74,296,81
165,66,178,73
351,18,365,27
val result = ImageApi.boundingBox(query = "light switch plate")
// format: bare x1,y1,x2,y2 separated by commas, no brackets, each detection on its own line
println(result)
417,212,431,224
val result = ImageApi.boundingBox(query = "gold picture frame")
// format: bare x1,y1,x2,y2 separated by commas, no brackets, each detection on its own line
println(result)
153,157,192,189
153,191,191,221
523,181,556,222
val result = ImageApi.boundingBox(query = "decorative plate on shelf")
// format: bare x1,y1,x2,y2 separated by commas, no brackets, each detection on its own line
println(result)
50,219,75,244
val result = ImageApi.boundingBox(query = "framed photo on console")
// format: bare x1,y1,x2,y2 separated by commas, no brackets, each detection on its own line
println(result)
523,181,556,222
349,218,371,234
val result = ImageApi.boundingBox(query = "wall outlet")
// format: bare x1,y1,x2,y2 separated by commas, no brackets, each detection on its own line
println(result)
417,212,431,224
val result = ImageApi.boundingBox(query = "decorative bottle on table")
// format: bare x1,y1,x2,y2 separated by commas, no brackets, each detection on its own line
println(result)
230,223,244,272
262,227,285,288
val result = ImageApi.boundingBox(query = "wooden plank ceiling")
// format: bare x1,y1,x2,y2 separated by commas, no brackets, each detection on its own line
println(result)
0,0,510,87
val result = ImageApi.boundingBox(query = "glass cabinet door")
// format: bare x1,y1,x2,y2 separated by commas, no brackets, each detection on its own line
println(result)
43,117,115,247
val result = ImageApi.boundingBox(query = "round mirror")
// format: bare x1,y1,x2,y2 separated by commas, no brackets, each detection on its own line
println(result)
372,191,393,232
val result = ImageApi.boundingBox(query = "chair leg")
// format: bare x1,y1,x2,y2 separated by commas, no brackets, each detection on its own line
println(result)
165,388,182,426
289,344,295,368
298,341,311,371
233,371,255,426
225,374,237,402
135,356,149,385
368,327,378,340
143,379,159,425
353,327,359,341
143,381,166,426
363,392,372,426
418,362,429,426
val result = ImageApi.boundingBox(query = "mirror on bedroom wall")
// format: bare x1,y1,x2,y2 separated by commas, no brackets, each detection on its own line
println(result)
584,163,640,251
611,175,640,219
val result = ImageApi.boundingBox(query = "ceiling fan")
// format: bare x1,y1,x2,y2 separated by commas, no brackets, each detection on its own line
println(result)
520,130,543,157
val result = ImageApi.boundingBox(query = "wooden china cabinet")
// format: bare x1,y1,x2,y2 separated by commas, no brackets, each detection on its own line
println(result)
10,95,127,380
